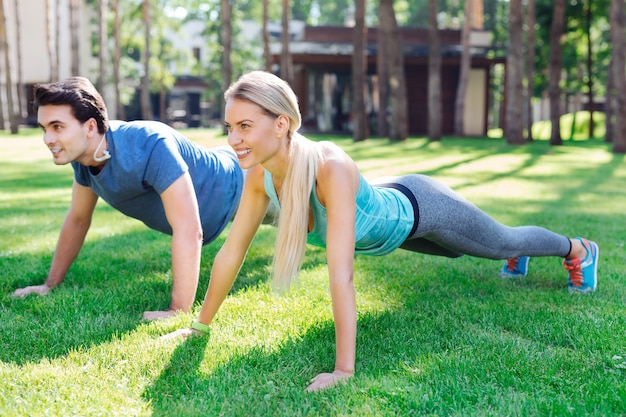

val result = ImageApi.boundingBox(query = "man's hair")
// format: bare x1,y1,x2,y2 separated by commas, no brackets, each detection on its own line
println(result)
34,76,109,134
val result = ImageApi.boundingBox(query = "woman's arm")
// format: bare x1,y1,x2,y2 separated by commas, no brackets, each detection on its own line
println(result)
166,165,269,336
307,146,360,392
198,164,269,324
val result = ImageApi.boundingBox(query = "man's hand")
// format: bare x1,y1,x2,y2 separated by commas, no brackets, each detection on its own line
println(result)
13,284,51,298
306,370,353,392
142,309,181,321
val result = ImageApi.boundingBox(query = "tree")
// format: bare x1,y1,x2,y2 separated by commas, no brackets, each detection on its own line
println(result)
585,0,594,138
0,0,17,133
379,0,407,141
13,0,24,123
609,0,626,153
112,0,125,120
454,0,472,136
262,0,272,72
150,2,179,123
505,0,524,144
45,0,58,82
526,0,535,142
0,15,4,130
376,1,389,138
69,0,80,75
98,0,108,102
280,0,293,84
351,0,368,141
427,0,441,141
605,56,614,143
548,0,565,146
140,0,153,120
221,0,232,125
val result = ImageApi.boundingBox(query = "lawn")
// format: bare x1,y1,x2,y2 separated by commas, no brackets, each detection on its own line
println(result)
1,128,625,416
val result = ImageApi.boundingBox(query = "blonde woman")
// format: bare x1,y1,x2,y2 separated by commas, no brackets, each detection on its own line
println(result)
170,71,599,392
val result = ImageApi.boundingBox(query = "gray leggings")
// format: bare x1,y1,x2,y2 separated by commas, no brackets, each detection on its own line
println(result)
381,174,571,260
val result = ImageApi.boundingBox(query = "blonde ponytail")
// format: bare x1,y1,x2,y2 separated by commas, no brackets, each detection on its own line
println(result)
272,134,322,291
225,71,319,291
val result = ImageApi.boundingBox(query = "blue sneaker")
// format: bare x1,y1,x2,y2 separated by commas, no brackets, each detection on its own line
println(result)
563,237,599,293
499,256,530,278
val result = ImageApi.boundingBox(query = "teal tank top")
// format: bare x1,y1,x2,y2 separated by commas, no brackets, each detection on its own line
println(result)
264,169,414,255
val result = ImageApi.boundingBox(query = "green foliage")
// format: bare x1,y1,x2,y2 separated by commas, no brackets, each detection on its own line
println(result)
532,0,611,99
489,111,607,140
531,111,606,141
1,131,624,416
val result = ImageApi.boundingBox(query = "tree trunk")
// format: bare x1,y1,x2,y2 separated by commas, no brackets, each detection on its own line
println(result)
548,0,565,146
280,0,293,84
586,0,594,139
220,0,232,129
262,0,272,72
376,1,389,137
159,89,166,124
379,0,407,141
140,0,152,120
55,0,61,77
45,0,58,81
610,0,626,153
13,0,23,122
0,23,4,129
351,0,368,141
98,0,108,103
526,0,535,142
454,0,472,136
427,0,441,141
0,0,17,133
69,0,80,76
605,57,614,143
112,0,124,120
505,0,524,144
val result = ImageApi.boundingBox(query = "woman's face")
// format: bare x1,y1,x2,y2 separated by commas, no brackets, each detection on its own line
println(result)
224,98,288,170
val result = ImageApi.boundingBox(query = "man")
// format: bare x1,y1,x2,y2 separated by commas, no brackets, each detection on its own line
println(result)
13,77,243,320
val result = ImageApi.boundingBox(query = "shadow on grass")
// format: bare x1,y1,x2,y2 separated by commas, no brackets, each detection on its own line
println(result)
142,335,211,417
0,225,278,366
140,290,626,416
2,137,625,414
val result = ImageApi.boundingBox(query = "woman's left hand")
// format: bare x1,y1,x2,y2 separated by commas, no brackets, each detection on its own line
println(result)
306,370,353,392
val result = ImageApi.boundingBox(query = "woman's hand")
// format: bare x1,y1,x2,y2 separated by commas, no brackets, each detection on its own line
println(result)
306,369,353,392
159,327,201,341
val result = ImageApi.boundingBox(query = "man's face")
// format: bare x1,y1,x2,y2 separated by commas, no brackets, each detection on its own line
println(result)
38,105,92,166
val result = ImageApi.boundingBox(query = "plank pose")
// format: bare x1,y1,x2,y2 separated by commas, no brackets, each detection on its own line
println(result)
14,77,243,320
169,71,599,391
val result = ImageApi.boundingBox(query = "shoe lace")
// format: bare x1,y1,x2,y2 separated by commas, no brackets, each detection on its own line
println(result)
563,258,583,287
506,257,519,271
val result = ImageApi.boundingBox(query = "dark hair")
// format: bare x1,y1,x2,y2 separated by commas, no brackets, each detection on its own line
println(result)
34,76,109,134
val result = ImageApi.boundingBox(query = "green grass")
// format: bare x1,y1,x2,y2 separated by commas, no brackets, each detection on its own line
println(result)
1,129,625,416
488,111,606,140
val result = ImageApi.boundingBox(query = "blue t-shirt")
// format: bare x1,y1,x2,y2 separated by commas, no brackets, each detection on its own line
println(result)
73,120,243,244
264,170,414,256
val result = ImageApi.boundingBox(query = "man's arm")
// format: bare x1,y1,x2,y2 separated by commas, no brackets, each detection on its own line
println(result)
143,172,203,320
14,180,98,296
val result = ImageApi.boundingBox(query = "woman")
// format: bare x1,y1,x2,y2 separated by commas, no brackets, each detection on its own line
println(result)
171,71,599,392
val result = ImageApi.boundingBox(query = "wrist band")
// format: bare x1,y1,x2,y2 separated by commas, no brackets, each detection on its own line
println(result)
190,320,211,335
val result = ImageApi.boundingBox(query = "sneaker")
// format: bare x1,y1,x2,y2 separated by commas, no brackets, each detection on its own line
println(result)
562,237,599,293
499,256,530,278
